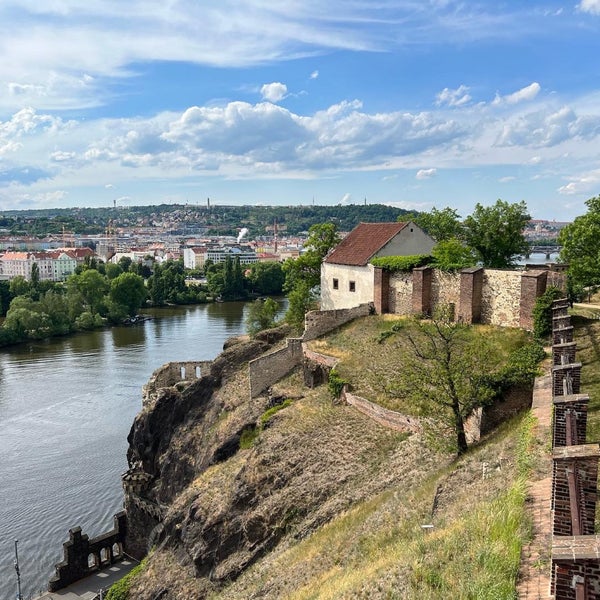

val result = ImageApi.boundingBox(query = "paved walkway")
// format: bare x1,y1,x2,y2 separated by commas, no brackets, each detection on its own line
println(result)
517,369,553,599
33,558,138,600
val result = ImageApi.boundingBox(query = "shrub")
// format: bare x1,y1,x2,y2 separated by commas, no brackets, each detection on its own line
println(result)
532,286,563,340
239,425,260,449
260,399,292,427
328,369,348,399
370,254,432,272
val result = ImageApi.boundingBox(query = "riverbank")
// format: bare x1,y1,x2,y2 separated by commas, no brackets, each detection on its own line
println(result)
0,302,252,599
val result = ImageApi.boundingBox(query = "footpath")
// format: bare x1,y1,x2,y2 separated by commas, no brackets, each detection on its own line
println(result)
517,367,553,599
33,558,138,600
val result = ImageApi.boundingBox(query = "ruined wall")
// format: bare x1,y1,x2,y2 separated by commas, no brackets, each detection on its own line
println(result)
304,303,373,342
480,269,522,328
143,360,213,404
248,338,303,398
341,389,421,434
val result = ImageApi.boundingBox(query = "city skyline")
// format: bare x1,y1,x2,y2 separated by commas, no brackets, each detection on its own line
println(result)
1,1,600,220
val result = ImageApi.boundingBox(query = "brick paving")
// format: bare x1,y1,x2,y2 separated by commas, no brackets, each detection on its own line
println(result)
517,370,553,599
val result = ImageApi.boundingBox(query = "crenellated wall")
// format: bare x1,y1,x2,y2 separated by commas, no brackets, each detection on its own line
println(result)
48,512,128,592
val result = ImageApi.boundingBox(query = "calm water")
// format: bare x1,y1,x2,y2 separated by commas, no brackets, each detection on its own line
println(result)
0,302,254,599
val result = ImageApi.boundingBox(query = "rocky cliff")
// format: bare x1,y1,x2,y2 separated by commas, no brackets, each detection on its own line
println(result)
120,324,448,599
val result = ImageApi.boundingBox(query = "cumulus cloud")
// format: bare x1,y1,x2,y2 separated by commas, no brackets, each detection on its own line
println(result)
496,105,600,147
493,82,541,105
416,168,437,179
578,0,600,15
310,70,319,80
340,193,352,204
260,82,288,103
436,85,471,107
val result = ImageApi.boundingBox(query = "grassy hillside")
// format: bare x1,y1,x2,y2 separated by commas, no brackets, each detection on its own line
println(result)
118,315,548,599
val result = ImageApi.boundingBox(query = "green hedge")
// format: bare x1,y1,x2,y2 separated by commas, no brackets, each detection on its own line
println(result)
370,255,432,272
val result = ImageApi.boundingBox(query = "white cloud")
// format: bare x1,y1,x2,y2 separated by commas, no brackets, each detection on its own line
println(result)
578,0,600,15
496,105,600,147
416,168,437,179
498,176,516,182
310,70,319,80
260,82,288,103
558,169,600,195
436,85,471,107
340,193,352,204
493,82,541,105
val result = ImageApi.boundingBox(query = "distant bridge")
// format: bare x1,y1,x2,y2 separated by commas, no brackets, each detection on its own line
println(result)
525,245,562,259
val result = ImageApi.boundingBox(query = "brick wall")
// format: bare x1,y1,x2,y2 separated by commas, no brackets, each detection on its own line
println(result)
553,395,590,447
552,446,599,536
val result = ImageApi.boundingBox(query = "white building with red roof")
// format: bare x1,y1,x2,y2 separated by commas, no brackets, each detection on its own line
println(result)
320,222,434,310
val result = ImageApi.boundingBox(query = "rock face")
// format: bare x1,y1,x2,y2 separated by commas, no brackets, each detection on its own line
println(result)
122,326,442,599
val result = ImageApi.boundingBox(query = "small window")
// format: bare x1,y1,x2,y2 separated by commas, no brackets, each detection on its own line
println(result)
349,281,356,292
333,278,339,290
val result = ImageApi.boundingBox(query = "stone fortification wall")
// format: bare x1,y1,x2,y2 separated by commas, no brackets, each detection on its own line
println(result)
303,303,373,341
249,338,303,398
143,360,213,403
480,270,522,327
341,388,421,433
388,272,412,315
430,270,461,317
48,512,128,592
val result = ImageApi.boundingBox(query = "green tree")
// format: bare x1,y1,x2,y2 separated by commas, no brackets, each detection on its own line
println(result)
105,263,123,280
389,315,500,455
463,200,530,268
109,272,147,316
431,237,478,271
558,195,600,291
408,207,463,242
30,262,41,299
247,261,285,295
76,269,108,314
245,298,280,335
284,222,340,329
9,275,30,298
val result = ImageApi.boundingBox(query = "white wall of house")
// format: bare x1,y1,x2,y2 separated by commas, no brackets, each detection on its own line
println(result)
320,263,375,310
376,223,435,257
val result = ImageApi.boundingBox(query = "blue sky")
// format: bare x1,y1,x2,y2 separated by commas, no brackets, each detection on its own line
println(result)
1,1,600,220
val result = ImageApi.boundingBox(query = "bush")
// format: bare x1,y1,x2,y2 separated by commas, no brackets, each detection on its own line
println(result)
327,369,348,399
532,286,563,340
370,254,432,272
260,399,292,427
239,425,260,449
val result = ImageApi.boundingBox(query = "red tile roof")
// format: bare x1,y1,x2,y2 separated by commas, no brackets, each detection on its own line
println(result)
324,222,409,266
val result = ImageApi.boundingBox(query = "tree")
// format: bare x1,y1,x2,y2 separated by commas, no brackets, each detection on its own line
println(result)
408,207,463,242
109,272,147,316
9,276,30,298
558,195,600,292
431,237,478,271
76,269,108,314
247,261,285,295
284,222,340,329
389,314,499,455
245,298,280,335
463,200,530,268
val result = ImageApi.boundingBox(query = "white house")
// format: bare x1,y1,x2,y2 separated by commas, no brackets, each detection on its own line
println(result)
320,222,435,310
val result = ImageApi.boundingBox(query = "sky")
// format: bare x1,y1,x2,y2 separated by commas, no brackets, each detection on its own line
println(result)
1,2,600,220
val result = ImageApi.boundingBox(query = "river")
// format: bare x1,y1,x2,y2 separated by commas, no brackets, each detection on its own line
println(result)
0,302,258,599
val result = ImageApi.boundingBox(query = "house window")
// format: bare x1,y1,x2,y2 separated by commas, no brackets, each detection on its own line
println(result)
349,281,356,292
333,278,339,290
